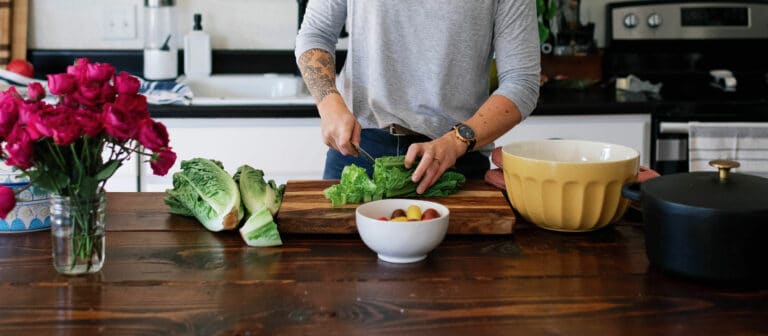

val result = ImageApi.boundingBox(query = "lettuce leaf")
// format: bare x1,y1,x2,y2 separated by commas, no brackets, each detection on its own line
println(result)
323,164,383,206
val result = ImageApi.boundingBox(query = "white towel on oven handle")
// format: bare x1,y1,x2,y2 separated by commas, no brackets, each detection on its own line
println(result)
688,122,768,178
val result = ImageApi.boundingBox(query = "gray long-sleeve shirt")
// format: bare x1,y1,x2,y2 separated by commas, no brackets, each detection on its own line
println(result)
295,0,540,143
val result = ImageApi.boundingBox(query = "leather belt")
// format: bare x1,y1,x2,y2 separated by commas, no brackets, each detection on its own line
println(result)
386,124,425,137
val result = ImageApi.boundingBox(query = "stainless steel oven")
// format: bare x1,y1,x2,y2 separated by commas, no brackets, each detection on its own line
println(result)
604,0,768,175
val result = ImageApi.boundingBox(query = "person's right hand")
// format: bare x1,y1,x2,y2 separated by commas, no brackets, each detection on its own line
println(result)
318,97,361,156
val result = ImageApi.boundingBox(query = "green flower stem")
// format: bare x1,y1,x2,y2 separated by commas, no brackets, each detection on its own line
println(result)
69,144,83,188
45,142,67,175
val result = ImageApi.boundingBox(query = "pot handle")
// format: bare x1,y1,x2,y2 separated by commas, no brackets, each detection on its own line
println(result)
621,182,642,201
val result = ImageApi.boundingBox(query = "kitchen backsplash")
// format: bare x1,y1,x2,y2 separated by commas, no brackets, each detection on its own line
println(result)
29,0,635,51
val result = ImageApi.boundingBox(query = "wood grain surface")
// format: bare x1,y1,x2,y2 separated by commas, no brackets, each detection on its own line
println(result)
277,179,516,235
10,0,27,62
0,193,766,335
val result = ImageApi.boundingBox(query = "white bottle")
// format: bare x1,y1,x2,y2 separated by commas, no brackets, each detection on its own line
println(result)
183,13,212,77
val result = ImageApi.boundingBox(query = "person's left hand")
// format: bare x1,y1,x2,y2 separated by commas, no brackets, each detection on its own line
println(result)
404,133,465,194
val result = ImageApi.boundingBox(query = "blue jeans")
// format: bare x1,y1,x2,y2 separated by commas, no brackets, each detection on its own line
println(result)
323,128,489,179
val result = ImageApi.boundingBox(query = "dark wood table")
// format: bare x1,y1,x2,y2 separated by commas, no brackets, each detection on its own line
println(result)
1,193,766,335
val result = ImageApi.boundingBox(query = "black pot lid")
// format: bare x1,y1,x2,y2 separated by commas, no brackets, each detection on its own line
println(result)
642,160,768,212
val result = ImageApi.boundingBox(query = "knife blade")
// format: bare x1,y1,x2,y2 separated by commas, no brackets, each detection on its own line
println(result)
353,143,376,164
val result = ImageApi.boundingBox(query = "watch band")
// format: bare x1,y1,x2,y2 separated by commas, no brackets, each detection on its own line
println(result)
453,123,477,153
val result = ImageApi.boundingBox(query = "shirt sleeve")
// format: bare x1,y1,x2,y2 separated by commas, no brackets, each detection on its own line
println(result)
294,0,348,61
492,0,541,120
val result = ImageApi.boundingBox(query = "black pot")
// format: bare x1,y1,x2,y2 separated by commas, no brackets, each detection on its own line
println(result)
622,160,768,284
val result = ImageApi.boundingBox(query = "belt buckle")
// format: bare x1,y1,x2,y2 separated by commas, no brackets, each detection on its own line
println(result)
388,124,407,136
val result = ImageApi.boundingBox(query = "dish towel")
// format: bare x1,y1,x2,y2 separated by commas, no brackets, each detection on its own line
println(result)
139,78,192,105
689,122,768,177
0,69,36,86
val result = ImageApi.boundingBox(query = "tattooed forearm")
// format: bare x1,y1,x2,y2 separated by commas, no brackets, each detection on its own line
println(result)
298,49,340,103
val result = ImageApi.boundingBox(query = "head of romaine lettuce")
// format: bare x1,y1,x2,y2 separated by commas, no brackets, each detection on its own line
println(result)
234,165,285,216
164,158,243,231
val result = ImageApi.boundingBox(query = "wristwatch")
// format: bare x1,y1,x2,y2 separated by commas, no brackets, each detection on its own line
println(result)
452,123,477,153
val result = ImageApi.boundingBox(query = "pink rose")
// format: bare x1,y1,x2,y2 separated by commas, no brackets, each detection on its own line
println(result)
46,74,77,95
101,82,117,103
1,86,22,100
137,118,169,151
50,113,81,146
86,62,115,84
0,92,20,139
27,105,80,145
113,94,149,120
61,95,79,108
66,58,89,81
75,108,103,137
115,71,140,95
0,185,16,219
26,82,46,102
4,126,34,169
17,101,44,127
150,149,177,176
74,81,104,107
102,103,138,140
26,104,56,139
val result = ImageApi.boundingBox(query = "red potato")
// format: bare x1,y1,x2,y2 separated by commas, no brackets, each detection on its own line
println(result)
390,209,406,219
421,208,440,220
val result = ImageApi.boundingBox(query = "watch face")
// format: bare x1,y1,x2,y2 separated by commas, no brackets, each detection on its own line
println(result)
457,124,475,139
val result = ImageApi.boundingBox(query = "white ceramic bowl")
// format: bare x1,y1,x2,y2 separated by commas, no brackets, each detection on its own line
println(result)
355,199,450,263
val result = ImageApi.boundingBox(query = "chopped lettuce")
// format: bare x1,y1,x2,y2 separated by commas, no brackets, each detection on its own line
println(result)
324,155,465,206
323,164,383,206
239,207,283,247
163,158,244,231
234,165,285,246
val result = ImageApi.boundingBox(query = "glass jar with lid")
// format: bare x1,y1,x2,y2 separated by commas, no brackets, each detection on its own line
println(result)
143,0,178,80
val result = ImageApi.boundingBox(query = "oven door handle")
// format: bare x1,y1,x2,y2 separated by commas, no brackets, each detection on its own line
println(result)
659,122,690,135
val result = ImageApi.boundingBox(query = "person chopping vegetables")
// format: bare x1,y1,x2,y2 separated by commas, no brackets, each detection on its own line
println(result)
295,0,540,194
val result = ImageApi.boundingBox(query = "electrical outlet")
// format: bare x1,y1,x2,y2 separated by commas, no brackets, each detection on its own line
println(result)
102,5,137,40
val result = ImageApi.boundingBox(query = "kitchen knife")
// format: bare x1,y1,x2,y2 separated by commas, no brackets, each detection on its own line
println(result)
353,143,376,164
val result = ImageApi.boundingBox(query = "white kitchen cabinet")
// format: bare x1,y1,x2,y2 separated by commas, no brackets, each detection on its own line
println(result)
494,114,651,166
102,152,139,192
139,118,327,191
137,114,650,192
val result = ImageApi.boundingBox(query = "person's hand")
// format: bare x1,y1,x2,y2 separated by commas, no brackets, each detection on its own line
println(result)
404,133,466,194
318,98,361,156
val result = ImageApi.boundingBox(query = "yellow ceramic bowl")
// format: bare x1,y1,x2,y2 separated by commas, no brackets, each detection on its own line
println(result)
502,140,640,232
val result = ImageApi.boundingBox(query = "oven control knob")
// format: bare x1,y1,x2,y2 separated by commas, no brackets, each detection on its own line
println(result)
623,13,639,28
647,13,663,28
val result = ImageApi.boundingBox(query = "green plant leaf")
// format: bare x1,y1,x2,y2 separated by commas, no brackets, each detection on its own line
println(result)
95,160,122,182
549,0,559,20
26,170,57,193
54,173,70,191
79,176,98,200
538,22,550,44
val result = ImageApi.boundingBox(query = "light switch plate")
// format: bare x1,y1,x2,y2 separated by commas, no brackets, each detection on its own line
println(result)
102,5,137,40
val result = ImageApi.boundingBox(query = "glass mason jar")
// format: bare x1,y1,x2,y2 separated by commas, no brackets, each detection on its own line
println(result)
50,192,107,275
143,0,178,80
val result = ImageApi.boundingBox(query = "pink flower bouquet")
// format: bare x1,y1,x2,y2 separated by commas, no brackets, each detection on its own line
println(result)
0,58,176,273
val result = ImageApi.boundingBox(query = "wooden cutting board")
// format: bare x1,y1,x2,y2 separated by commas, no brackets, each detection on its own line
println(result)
276,179,515,235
